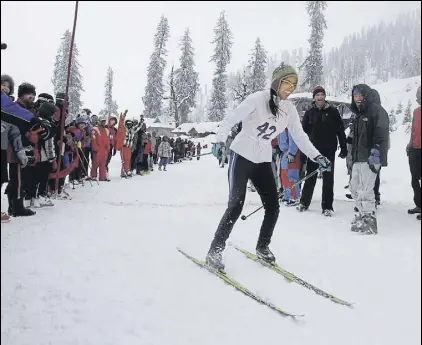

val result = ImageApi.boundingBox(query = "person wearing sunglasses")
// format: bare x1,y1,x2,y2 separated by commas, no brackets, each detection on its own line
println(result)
206,63,331,271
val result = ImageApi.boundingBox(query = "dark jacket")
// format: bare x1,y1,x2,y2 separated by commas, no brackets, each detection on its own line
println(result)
302,101,346,156
351,84,389,166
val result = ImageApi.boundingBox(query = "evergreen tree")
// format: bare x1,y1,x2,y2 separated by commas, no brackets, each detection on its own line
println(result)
207,11,233,122
174,28,199,124
52,29,84,118
164,65,178,125
229,69,251,104
396,101,403,115
302,1,327,91
388,108,397,133
142,16,170,118
403,100,413,133
247,38,268,93
99,67,118,117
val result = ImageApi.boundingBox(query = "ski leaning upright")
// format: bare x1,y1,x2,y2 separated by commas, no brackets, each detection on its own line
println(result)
177,248,304,318
228,243,353,308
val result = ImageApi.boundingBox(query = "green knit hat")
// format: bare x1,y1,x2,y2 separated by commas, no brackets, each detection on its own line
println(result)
271,63,298,92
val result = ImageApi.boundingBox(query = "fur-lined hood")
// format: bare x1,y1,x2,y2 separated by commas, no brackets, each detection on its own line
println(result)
1,74,15,96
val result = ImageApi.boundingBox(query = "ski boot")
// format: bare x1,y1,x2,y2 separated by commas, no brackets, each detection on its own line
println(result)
206,248,225,272
417,214,421,221
322,209,334,217
361,213,378,235
256,246,276,265
296,203,308,212
408,207,421,215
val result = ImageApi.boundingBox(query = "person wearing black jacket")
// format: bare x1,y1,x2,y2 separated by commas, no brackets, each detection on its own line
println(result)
297,86,347,216
349,84,389,234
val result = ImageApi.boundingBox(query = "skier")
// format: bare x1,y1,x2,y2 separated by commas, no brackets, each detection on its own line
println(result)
206,63,331,270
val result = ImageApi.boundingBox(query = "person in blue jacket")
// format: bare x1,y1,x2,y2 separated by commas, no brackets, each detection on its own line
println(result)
278,129,302,206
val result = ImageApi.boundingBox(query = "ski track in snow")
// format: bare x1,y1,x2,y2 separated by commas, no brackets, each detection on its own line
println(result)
1,77,421,345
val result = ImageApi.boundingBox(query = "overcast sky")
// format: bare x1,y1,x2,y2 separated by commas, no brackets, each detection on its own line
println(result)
1,1,420,117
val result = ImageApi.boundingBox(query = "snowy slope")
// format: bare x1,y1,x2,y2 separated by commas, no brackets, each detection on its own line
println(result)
1,76,421,345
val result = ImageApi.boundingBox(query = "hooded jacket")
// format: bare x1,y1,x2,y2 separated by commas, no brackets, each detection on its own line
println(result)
351,84,389,166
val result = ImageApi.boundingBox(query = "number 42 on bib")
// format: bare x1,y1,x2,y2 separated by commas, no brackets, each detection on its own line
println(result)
256,122,276,140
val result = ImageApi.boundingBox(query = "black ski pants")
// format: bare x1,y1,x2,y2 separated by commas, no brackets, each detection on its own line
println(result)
300,153,335,211
210,154,280,252
409,149,421,208
36,161,52,197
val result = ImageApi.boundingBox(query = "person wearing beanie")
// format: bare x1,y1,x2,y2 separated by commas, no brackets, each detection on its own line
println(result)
407,85,421,220
297,85,347,217
205,62,332,271
17,82,36,111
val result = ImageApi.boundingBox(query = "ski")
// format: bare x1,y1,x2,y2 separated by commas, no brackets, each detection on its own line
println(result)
177,248,304,318
228,243,353,308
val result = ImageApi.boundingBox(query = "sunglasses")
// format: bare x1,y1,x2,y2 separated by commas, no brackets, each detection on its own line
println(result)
282,79,297,91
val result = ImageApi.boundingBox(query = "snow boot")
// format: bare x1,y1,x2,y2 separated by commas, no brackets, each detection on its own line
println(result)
158,166,162,171
38,195,55,207
323,209,334,217
206,248,225,272
351,212,364,232
1,212,11,223
283,199,299,207
361,213,378,235
408,207,421,215
296,203,308,212
11,198,36,217
256,246,276,264
30,198,41,209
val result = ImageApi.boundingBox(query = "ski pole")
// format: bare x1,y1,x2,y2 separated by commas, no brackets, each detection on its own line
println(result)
77,148,95,187
240,169,320,221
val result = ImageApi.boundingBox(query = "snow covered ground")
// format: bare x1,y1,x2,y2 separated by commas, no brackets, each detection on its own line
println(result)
1,76,421,345
1,146,420,345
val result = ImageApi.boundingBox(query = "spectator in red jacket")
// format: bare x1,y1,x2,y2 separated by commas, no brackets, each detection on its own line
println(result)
407,86,421,219
90,115,110,181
